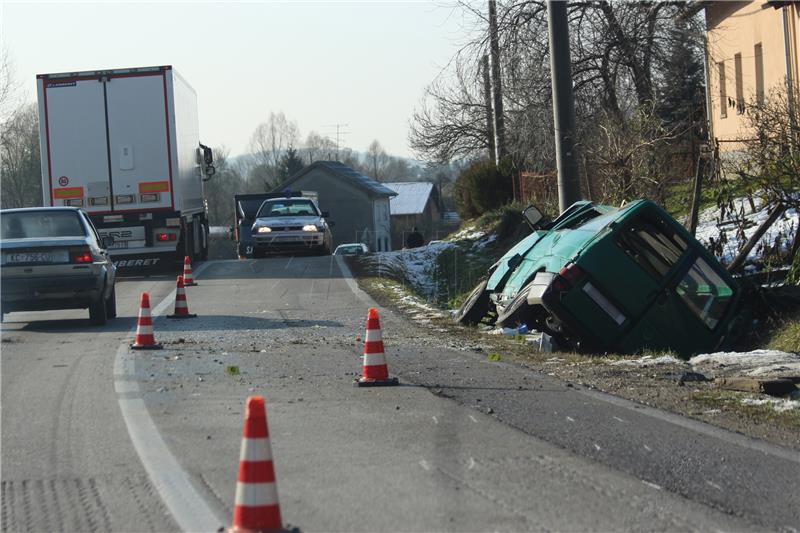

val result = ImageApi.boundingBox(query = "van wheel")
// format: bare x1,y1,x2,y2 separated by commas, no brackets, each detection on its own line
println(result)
496,280,538,328
105,286,117,319
89,295,108,326
455,280,491,325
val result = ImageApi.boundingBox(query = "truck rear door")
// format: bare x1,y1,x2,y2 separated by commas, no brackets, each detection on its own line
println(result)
42,78,110,210
106,73,173,212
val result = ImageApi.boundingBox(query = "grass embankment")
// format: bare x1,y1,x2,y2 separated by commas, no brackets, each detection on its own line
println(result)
767,312,800,352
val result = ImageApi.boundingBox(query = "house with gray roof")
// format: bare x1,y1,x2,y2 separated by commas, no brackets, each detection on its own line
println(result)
276,161,397,251
384,181,442,249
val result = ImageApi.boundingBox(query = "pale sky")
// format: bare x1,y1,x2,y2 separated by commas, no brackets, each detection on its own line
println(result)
2,1,478,160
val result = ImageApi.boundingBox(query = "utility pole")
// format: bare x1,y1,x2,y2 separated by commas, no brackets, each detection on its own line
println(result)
547,0,582,212
488,0,506,163
482,55,497,164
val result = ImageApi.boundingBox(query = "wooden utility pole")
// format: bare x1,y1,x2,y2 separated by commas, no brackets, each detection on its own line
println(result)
547,0,582,212
488,0,506,162
482,55,497,164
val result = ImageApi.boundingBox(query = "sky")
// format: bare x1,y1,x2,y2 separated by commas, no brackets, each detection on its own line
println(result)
2,1,479,160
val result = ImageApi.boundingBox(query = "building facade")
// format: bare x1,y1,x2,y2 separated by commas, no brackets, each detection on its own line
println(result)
275,161,397,251
704,1,799,150
384,182,441,249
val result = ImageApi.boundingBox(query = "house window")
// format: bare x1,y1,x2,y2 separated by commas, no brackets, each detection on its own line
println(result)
734,53,744,114
754,43,764,105
718,61,727,118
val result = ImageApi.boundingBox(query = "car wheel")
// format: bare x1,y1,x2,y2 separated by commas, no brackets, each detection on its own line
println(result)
105,286,117,319
455,279,491,325
89,294,108,326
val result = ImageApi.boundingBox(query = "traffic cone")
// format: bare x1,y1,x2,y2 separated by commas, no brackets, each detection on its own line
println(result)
231,396,282,532
131,292,162,350
355,308,399,387
167,275,197,319
182,256,197,286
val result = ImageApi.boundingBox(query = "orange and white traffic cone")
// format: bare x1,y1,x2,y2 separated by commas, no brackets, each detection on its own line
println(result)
231,396,283,532
355,308,399,387
182,256,197,286
167,275,197,319
131,292,163,350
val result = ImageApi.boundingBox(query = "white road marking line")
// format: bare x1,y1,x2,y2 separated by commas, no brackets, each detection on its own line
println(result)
642,480,662,491
114,262,224,531
419,460,431,471
706,480,723,491
612,416,626,423
566,416,575,423
468,415,478,423
432,416,439,424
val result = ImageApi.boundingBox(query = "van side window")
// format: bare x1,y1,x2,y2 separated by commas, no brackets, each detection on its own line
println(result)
676,256,734,330
617,216,687,280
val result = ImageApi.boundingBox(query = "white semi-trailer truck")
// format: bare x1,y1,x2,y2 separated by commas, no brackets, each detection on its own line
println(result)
36,65,214,271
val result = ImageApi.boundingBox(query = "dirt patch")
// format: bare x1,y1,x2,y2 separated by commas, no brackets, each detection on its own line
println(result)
356,275,800,452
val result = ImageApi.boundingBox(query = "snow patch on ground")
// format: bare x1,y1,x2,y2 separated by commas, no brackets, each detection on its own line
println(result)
693,197,798,266
370,241,455,296
450,224,486,241
610,355,684,367
741,396,800,412
690,349,800,377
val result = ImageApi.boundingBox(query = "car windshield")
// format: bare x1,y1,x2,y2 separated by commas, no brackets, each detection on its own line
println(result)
1,211,86,239
336,245,362,255
257,200,318,218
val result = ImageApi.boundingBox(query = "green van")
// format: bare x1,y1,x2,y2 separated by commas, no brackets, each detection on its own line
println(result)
455,200,745,357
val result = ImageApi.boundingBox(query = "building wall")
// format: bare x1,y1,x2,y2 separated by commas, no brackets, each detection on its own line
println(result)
372,198,392,252
706,1,799,151
288,168,375,249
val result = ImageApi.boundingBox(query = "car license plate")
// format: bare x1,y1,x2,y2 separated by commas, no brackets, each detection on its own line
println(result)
4,250,69,264
107,241,128,249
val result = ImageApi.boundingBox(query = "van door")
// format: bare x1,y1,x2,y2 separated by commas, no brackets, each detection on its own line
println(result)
43,78,110,211
614,211,718,355
105,72,173,212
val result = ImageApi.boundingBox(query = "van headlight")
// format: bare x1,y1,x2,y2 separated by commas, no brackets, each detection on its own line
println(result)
257,226,272,233
303,224,318,232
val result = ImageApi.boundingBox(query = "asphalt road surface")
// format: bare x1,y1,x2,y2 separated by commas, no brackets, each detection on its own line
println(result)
2,255,798,532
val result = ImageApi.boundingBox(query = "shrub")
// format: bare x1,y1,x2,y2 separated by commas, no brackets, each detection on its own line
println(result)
454,158,514,217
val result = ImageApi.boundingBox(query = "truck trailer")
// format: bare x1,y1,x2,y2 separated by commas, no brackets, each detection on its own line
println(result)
36,65,214,271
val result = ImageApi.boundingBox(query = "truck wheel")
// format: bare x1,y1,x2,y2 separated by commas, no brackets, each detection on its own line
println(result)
455,279,491,325
105,286,117,319
89,295,108,326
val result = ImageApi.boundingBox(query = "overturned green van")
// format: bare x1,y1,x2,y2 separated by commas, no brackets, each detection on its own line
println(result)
455,200,745,358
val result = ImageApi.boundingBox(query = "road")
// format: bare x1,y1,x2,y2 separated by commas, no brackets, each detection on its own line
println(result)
2,255,798,532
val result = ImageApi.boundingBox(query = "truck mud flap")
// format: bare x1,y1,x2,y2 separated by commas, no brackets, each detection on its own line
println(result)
112,253,182,276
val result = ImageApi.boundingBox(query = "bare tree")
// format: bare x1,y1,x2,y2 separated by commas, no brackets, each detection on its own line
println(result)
0,47,23,126
366,140,390,180
1,104,42,208
249,112,300,188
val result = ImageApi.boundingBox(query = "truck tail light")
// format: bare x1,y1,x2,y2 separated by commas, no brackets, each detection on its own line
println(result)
156,232,177,242
70,246,93,263
552,263,587,291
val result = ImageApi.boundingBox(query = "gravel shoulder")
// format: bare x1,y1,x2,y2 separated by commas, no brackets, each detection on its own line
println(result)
354,274,800,452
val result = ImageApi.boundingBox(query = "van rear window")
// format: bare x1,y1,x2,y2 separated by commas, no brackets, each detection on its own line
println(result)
616,215,687,280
